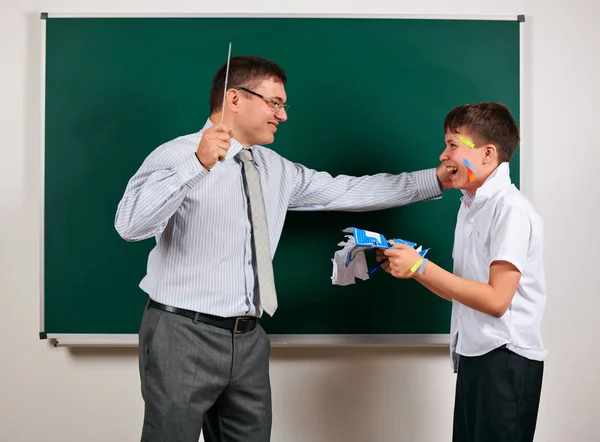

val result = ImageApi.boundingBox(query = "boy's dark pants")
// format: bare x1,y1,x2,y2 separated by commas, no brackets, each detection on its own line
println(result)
453,345,544,442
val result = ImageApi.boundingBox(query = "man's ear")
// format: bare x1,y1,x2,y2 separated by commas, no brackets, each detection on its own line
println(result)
226,88,241,112
482,144,498,164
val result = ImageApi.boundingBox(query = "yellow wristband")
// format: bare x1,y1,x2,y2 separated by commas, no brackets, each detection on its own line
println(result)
410,258,424,274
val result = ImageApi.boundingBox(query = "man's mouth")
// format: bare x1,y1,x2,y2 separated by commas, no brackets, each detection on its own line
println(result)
268,122,278,132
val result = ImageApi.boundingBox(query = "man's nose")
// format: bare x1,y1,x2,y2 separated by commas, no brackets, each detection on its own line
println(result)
275,108,287,122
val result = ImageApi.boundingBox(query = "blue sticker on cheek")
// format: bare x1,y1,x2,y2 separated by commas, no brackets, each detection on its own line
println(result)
462,158,478,173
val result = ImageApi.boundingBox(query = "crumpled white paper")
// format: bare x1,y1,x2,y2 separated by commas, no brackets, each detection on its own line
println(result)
331,227,429,286
331,234,369,286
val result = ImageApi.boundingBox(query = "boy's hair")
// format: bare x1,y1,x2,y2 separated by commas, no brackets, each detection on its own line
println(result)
444,102,520,163
209,55,287,114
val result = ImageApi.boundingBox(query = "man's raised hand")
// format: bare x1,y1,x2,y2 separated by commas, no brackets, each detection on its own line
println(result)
196,124,232,170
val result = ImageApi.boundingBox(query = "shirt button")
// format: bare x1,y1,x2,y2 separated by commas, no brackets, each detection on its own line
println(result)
248,260,252,265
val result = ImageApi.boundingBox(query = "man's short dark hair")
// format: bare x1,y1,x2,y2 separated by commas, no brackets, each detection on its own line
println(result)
444,102,520,163
209,55,287,114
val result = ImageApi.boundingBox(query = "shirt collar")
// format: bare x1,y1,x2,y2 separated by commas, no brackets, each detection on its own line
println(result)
202,118,250,160
460,162,512,207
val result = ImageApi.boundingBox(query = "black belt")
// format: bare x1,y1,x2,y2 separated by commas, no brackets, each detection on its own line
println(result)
148,300,258,334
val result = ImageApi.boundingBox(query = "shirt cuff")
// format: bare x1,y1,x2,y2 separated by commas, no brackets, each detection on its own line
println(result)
414,168,443,201
179,153,209,188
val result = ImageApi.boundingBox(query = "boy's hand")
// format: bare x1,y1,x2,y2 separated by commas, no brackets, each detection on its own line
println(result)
375,248,391,273
383,243,423,279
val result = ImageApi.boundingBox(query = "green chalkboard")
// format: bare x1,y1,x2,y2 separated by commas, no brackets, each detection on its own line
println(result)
42,16,520,341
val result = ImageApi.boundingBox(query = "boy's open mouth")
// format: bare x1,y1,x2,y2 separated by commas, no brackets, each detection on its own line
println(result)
447,166,459,179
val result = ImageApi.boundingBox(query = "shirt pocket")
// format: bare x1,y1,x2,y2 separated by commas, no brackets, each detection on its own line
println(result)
463,221,490,279
474,222,491,266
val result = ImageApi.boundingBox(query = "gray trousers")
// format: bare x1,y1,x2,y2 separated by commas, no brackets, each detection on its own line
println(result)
138,303,272,442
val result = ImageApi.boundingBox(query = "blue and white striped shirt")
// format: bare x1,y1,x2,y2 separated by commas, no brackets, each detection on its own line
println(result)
115,119,442,317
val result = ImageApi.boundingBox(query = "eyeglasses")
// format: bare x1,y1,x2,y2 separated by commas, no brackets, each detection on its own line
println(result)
235,87,289,113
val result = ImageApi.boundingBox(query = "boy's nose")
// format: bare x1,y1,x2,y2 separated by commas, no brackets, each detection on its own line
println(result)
439,148,450,162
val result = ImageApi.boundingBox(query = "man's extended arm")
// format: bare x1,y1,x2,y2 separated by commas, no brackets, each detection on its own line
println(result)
287,161,446,212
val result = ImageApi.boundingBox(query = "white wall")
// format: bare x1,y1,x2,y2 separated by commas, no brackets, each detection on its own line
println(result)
1,1,599,441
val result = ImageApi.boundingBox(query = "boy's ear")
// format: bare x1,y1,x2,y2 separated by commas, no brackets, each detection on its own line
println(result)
482,144,498,164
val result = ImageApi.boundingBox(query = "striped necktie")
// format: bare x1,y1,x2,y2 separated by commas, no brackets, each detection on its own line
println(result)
237,148,278,316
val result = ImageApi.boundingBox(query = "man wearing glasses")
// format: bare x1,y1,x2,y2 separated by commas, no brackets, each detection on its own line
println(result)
115,55,451,442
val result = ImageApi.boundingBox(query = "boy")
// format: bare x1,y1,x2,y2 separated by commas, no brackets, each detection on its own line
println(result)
378,102,547,441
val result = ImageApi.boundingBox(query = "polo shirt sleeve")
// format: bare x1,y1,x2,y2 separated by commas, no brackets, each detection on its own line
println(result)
489,203,532,274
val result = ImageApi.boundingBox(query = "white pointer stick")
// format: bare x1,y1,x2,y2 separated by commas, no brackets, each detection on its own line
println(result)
220,42,232,123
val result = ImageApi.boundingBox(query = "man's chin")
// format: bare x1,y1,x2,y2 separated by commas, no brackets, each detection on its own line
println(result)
259,133,275,145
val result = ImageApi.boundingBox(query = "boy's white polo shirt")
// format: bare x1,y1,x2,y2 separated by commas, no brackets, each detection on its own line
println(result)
450,162,548,372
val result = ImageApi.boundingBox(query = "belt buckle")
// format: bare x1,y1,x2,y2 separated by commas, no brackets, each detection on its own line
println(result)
233,317,244,333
